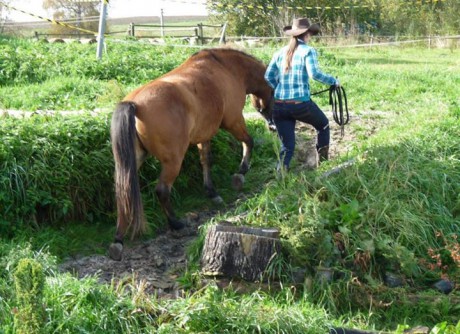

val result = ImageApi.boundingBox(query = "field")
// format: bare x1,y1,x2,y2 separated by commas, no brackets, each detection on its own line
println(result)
0,36,459,333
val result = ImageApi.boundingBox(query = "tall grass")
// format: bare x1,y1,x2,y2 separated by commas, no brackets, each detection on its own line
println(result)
0,112,274,249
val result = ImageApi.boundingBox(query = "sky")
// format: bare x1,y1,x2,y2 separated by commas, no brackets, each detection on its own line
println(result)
8,0,208,22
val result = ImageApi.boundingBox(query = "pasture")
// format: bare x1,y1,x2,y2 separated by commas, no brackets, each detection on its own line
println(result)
0,36,459,333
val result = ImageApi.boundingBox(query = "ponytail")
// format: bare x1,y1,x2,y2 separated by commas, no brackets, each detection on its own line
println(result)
283,32,308,73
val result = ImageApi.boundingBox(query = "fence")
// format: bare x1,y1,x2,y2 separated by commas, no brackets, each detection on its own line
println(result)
34,31,95,39
27,25,460,49
127,22,226,45
225,34,460,49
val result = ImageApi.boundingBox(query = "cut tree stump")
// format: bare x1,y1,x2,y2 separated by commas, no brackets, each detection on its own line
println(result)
201,222,281,281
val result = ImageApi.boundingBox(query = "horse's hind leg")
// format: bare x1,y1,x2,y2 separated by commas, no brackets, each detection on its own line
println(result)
197,141,223,204
226,122,254,191
155,159,185,230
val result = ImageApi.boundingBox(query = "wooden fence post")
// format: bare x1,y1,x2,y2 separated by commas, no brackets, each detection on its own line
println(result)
129,23,135,37
198,23,203,45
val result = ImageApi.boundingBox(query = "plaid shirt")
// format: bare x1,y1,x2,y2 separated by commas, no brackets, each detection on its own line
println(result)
264,41,337,101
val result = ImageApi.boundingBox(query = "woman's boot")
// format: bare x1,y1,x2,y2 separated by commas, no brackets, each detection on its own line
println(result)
317,145,329,163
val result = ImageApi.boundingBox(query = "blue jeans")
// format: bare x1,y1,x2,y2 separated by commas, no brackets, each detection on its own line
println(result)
273,100,330,168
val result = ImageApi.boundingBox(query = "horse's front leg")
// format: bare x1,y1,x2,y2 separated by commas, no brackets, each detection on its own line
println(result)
227,123,254,191
155,160,185,230
197,141,223,204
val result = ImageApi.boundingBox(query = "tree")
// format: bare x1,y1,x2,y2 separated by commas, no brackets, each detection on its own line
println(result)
439,0,460,35
208,0,458,37
42,0,100,37
208,0,377,36
0,0,12,35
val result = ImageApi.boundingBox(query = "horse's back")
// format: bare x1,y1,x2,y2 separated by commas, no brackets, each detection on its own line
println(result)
124,51,249,149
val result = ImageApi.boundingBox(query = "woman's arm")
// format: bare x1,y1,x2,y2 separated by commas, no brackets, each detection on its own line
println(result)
305,48,337,86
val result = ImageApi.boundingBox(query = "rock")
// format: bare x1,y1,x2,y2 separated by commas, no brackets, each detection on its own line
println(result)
403,326,430,334
153,255,165,267
384,271,404,288
231,173,245,191
330,327,380,334
151,279,175,289
433,279,454,294
186,212,200,222
291,268,307,284
316,267,334,284
130,253,143,260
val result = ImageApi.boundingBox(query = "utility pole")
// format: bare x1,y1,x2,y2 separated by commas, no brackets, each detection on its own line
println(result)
160,8,164,37
96,0,108,60
76,2,82,39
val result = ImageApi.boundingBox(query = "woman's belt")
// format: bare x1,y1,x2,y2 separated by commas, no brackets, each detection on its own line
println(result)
274,99,304,104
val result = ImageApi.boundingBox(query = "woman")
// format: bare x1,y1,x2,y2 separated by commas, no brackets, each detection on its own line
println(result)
264,17,340,170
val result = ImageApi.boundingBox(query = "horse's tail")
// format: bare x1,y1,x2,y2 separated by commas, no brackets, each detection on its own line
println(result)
111,101,145,239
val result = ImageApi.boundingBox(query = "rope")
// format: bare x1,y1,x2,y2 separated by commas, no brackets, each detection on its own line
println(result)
0,2,98,35
312,85,349,137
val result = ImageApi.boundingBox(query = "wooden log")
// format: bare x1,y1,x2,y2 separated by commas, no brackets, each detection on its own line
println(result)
201,222,280,281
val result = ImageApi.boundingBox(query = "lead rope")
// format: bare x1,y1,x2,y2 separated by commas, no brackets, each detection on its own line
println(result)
312,85,349,137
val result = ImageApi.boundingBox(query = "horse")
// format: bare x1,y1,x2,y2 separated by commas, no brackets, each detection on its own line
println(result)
109,48,274,260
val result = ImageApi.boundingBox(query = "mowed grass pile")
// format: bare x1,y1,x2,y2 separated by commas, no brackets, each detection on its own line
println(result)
0,36,459,333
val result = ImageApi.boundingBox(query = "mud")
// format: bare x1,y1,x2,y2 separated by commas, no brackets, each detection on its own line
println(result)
59,110,389,297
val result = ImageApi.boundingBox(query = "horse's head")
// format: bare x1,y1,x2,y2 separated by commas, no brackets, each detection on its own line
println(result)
250,90,275,131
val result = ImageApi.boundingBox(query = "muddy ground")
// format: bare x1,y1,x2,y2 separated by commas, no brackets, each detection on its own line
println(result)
59,110,390,297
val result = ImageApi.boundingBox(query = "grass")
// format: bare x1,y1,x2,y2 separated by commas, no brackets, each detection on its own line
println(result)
0,37,459,333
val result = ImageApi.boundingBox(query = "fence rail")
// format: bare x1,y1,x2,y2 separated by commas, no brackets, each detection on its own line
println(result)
225,34,460,49
28,26,460,49
127,22,225,45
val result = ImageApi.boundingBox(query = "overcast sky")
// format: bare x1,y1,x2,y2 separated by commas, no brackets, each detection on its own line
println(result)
9,0,208,22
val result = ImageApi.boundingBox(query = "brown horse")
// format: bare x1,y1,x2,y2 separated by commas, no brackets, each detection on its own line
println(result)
109,48,273,260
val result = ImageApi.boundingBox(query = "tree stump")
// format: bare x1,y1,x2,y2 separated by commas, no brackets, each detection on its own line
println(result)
201,222,281,281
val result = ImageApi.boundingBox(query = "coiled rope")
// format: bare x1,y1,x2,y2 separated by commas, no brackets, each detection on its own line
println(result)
312,85,349,137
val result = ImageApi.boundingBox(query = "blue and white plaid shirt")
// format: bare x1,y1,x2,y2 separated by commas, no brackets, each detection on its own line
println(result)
264,40,337,101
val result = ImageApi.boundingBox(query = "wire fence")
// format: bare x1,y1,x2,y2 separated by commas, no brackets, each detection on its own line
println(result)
226,34,460,49
1,15,459,49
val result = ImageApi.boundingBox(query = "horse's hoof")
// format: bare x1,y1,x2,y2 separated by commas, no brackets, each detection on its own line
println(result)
231,173,245,191
212,195,224,204
109,243,123,261
169,219,186,230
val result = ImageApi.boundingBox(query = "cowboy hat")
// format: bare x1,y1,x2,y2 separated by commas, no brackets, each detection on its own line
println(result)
283,17,320,36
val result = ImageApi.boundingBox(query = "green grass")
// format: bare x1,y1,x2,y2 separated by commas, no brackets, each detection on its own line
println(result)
0,37,459,333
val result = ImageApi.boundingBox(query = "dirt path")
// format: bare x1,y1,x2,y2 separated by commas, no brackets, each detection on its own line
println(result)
59,110,390,297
